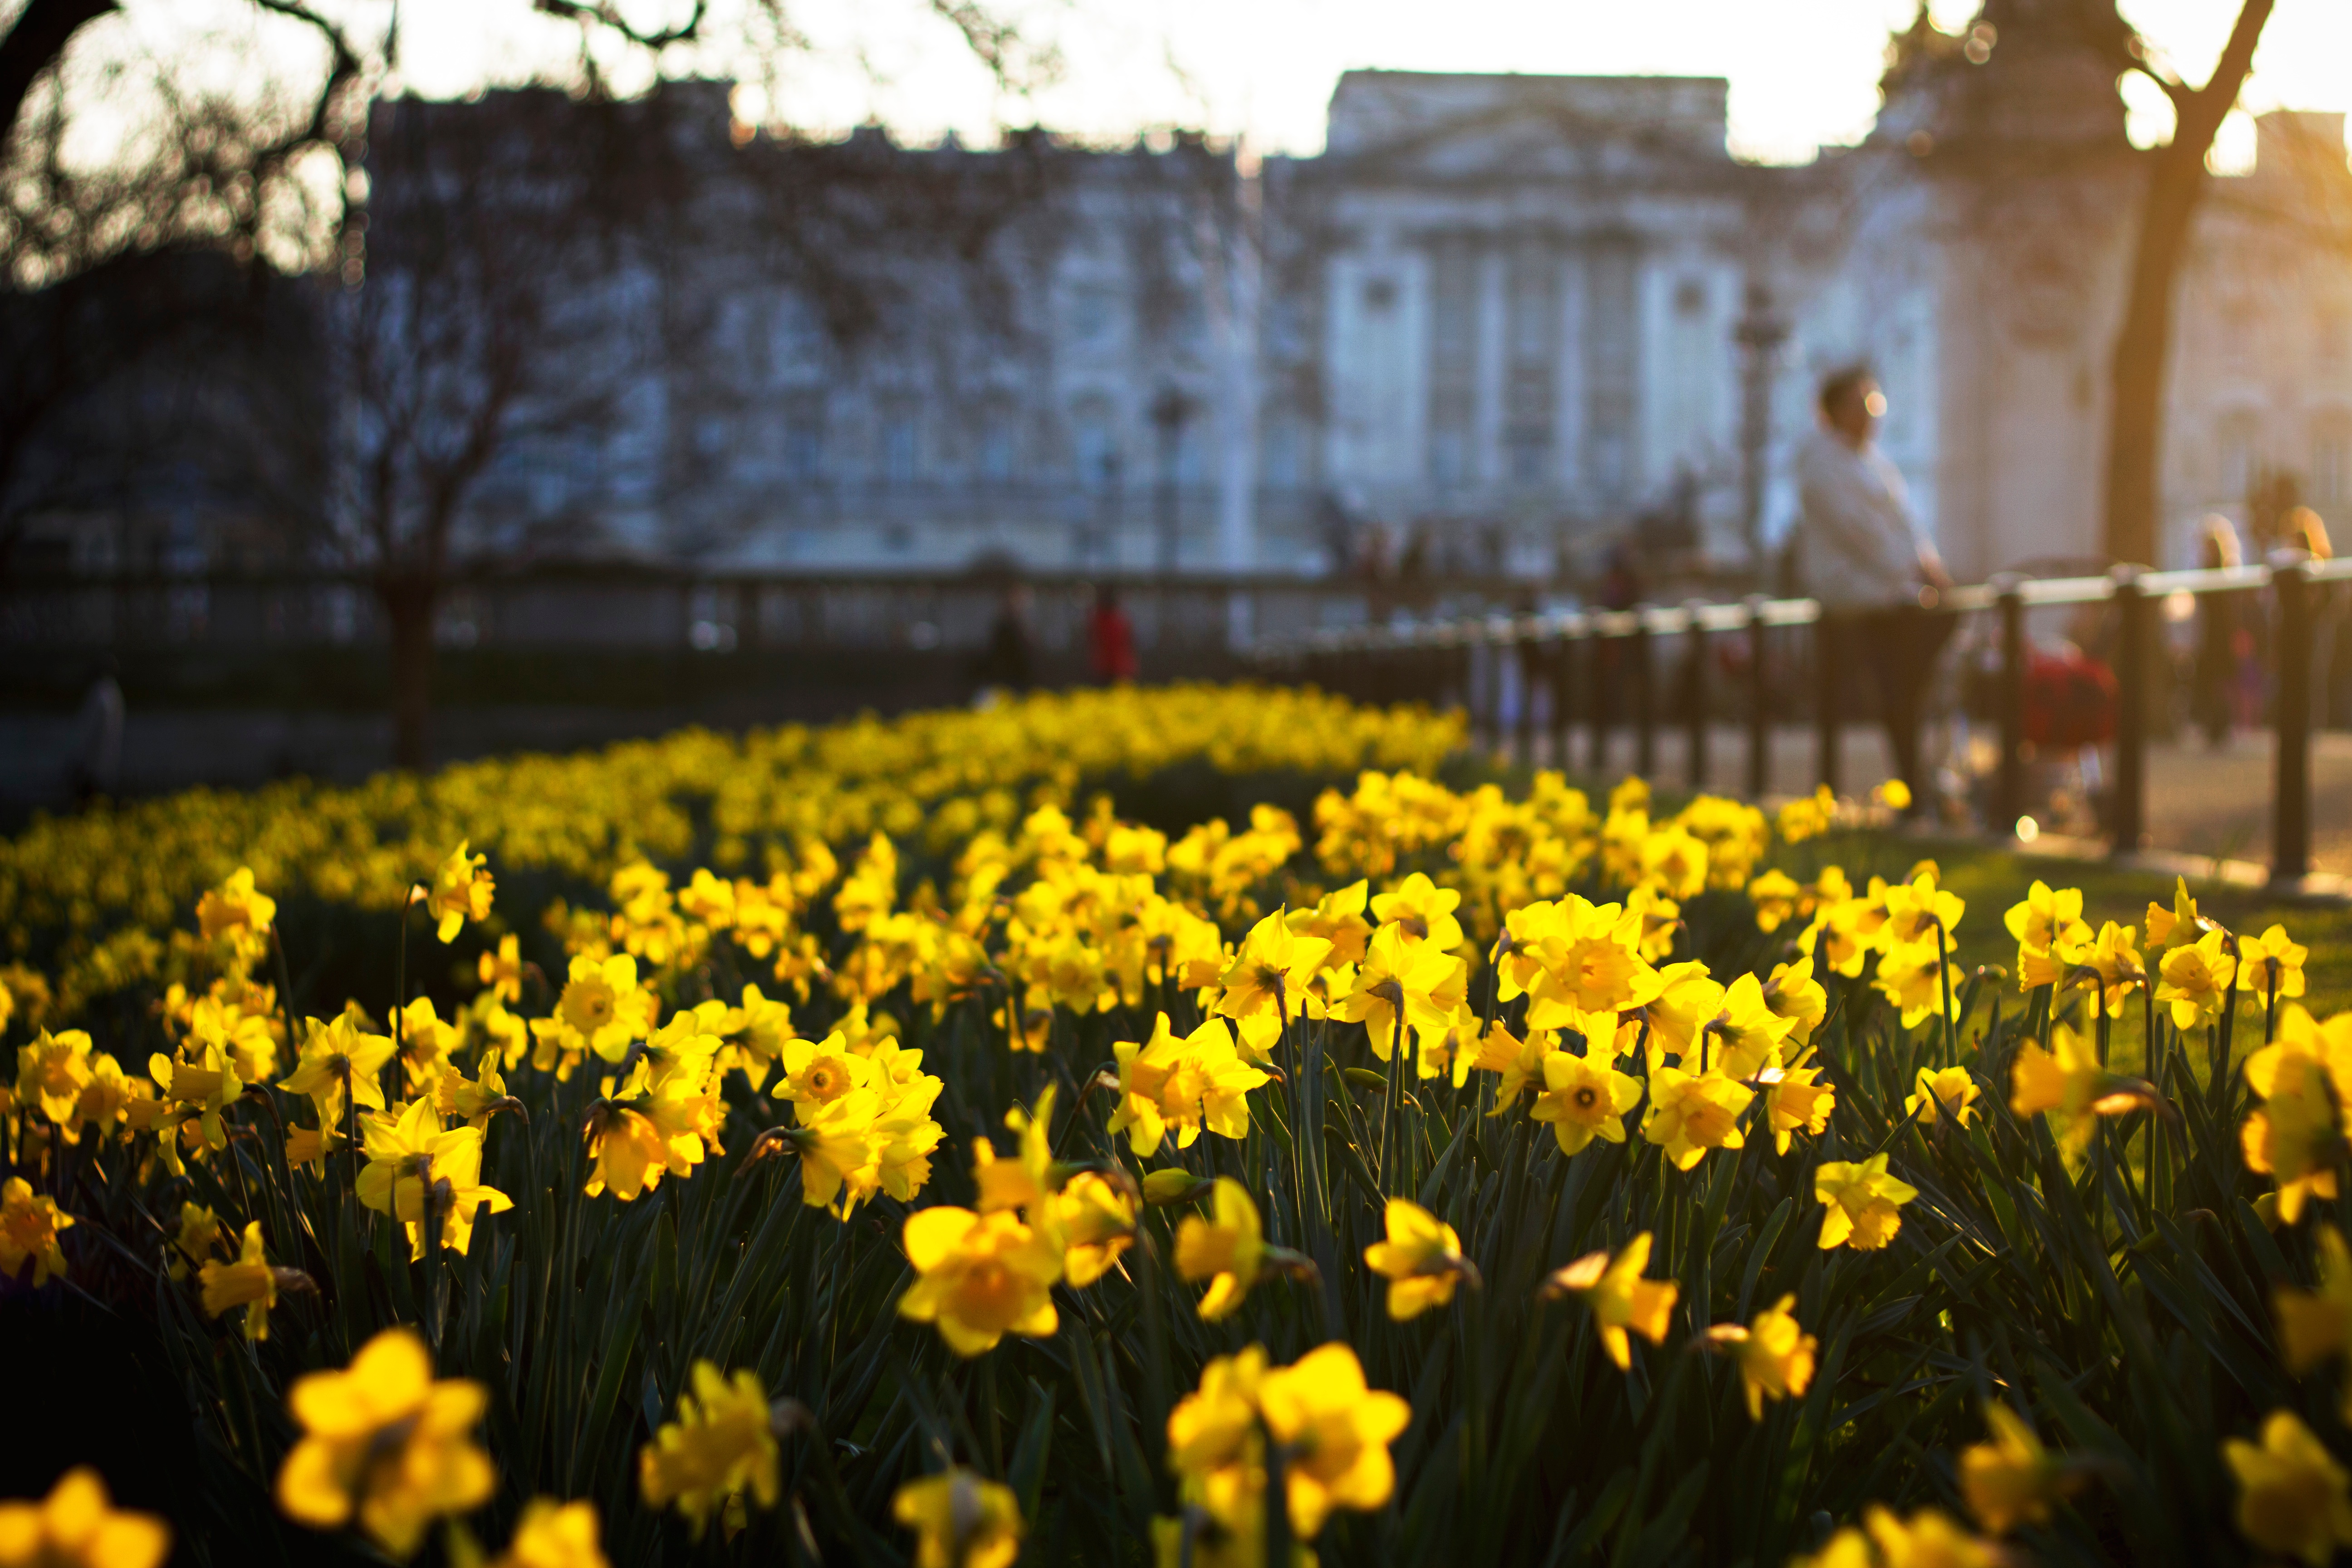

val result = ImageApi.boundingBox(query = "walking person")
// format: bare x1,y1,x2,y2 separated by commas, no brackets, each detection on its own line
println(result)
1794,366,1952,810
2191,513,2244,747
1087,583,1138,684
975,582,1036,702
69,655,124,805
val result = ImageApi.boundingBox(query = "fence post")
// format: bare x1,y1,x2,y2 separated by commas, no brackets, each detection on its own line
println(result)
1745,597,1769,800
1587,627,1613,778
1515,634,1540,770
2272,554,2314,887
1549,630,1575,773
1815,613,1840,795
2109,567,2146,857
1994,577,2025,832
1633,615,1657,779
1683,604,1710,792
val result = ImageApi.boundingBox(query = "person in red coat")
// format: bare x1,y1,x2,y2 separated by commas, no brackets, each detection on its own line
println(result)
1088,583,1138,684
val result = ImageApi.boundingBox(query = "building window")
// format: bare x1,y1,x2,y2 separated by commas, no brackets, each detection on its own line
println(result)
1674,278,1707,317
784,396,825,483
2218,412,2260,500
1264,414,1304,486
978,417,1015,480
1073,398,1121,487
1363,277,1397,313
1428,430,1464,490
1070,284,1122,349
1507,431,1550,485
881,413,919,485
2222,303,2257,376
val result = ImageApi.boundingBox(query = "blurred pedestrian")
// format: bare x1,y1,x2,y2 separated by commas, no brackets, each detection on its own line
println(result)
976,583,1035,700
1794,366,1952,808
1087,583,1137,684
2191,513,2244,747
69,655,124,805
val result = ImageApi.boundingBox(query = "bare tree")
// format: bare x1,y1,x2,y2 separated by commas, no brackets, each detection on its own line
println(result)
2102,0,2276,566
345,89,677,767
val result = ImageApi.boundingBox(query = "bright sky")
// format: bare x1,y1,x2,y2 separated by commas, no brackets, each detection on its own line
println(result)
64,0,2352,170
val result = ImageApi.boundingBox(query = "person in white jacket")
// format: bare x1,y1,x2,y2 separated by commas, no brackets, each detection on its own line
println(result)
1795,367,1951,808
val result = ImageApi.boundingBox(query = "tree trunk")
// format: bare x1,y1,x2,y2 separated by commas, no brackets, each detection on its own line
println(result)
2100,0,2275,567
381,576,436,772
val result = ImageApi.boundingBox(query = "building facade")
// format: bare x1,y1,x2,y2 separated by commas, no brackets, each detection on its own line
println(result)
399,0,2352,585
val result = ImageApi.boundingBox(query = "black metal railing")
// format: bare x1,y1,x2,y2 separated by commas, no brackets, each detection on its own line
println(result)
1248,554,2352,892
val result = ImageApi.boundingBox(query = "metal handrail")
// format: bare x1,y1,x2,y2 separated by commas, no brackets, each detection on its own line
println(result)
1248,552,2342,892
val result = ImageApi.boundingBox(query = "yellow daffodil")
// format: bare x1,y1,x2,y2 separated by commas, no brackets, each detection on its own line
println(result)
1471,1021,1557,1112
1813,1153,1919,1250
1708,1294,1818,1420
489,1499,608,1568
2240,924,2311,1001
1054,1171,1137,1287
477,933,524,1004
15,1028,94,1126
770,1030,877,1122
1799,1506,2005,1568
1642,1066,1752,1171
423,840,493,943
1285,879,1372,967
2005,880,2090,960
1761,956,1828,1046
2156,929,2237,1029
1362,1198,1472,1320
195,866,276,962
275,1328,495,1560
1332,923,1467,1059
896,1206,1062,1355
0,1467,170,1568
1776,784,1836,843
198,1220,301,1342
167,1201,223,1281
355,1098,514,1260
1214,910,1332,1029
2279,1225,2352,1424
1960,1402,2080,1534
1175,1177,1267,1321
2244,1022,2351,1225
533,954,658,1070
1256,1342,1410,1539
1764,1049,1837,1155
638,1363,780,1540
892,1469,1024,1568
1106,1014,1267,1157
1873,936,1958,1031
1166,1344,1266,1482
1369,871,1465,950
1543,1232,1677,1371
2144,875,2203,947
1528,1049,1642,1156
2225,1410,2352,1568
2010,1023,2161,1152
1906,1065,1981,1128
0,1177,72,1287
279,1012,394,1130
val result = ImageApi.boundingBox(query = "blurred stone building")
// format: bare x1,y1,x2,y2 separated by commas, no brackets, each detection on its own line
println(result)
25,0,2348,585
488,2,2351,583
